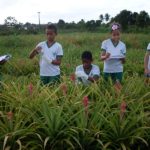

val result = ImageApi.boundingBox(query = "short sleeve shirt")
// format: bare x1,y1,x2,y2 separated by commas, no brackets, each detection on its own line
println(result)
75,64,100,85
37,41,63,76
101,39,126,73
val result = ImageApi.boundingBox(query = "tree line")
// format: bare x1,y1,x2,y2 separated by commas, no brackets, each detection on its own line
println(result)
0,9,150,35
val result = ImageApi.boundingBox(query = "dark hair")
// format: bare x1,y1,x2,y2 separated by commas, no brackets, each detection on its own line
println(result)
46,24,57,34
81,51,93,61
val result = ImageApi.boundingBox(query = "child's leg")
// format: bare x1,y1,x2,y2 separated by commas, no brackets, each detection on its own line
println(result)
103,73,110,81
48,75,60,85
110,73,123,83
113,73,123,94
145,74,150,85
115,72,123,83
110,73,116,83
40,76,49,85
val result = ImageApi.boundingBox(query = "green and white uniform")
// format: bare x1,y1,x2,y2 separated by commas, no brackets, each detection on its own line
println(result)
36,41,63,85
101,39,126,82
75,64,100,85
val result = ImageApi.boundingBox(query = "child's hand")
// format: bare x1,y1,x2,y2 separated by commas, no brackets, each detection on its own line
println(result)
145,68,150,75
100,51,110,61
36,46,42,54
29,47,42,59
120,58,126,64
105,52,111,59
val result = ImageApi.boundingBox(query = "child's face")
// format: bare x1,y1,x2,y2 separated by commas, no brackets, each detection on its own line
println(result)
82,59,92,69
46,29,56,41
111,30,120,42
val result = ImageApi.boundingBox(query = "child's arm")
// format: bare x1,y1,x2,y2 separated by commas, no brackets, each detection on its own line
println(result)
0,60,6,65
100,50,110,61
144,51,150,74
120,45,126,64
29,47,42,59
100,41,110,61
51,56,63,66
52,45,63,65
88,75,99,82
88,66,100,82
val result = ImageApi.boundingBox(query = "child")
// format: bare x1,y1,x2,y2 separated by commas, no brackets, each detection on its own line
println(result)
144,43,150,83
75,51,100,85
29,24,63,85
100,23,126,84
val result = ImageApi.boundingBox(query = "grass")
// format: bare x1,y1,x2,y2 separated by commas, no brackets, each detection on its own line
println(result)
0,32,150,150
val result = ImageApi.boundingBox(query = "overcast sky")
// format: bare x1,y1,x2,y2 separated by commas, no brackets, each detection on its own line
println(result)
0,0,150,24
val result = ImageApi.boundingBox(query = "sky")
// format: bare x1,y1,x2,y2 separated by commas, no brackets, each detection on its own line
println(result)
0,0,150,24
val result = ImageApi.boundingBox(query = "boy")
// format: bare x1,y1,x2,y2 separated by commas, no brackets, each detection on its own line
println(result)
100,23,126,84
144,43,150,83
75,51,100,85
29,24,63,85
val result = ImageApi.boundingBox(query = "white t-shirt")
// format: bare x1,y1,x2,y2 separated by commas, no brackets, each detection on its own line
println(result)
147,43,150,70
101,39,126,73
75,64,100,85
37,41,63,76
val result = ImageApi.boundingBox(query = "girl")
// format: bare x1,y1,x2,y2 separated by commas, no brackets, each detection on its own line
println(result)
100,23,126,84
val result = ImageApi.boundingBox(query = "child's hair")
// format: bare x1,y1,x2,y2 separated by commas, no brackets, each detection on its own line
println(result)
46,24,57,34
111,22,121,32
81,51,93,61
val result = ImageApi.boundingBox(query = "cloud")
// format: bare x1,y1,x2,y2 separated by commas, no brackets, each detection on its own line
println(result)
0,0,150,24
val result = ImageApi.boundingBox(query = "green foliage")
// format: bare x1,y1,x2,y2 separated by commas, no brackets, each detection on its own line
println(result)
0,33,150,149
112,10,150,31
1,9,150,35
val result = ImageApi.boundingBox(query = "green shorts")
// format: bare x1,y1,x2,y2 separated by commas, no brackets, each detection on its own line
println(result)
145,74,150,78
40,75,60,85
103,72,123,83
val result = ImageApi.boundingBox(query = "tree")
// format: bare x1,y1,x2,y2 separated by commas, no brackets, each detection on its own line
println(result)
105,13,110,22
78,19,85,26
24,22,32,30
57,19,66,29
95,20,101,27
99,14,104,23
112,10,132,30
86,20,97,31
4,16,18,27
15,22,23,30
130,12,138,25
137,11,150,28
77,19,86,29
